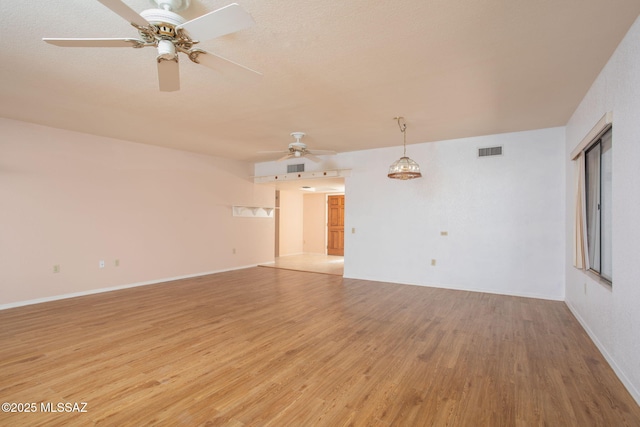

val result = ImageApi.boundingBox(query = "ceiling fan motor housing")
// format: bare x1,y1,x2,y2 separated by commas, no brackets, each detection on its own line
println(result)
140,9,186,30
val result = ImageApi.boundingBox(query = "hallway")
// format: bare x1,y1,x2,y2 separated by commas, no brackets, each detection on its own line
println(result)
259,253,344,276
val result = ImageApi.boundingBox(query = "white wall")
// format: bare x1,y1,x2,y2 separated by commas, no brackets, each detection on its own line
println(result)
565,16,640,403
278,190,304,256
256,126,566,300
0,119,275,307
303,193,327,254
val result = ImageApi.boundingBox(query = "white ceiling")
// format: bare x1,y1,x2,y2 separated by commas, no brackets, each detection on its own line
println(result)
1,0,639,162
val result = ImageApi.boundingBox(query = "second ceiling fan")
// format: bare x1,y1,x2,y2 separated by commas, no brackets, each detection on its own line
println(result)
260,132,337,162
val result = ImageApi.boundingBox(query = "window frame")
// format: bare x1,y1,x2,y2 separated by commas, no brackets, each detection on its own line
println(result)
583,126,612,284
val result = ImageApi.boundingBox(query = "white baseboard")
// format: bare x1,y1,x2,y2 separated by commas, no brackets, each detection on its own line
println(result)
565,301,640,406
0,263,265,311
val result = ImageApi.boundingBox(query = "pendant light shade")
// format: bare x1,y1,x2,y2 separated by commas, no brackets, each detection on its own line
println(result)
388,156,422,180
388,116,422,180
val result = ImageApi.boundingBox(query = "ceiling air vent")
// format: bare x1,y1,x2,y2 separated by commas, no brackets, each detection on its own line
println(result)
287,164,305,173
478,146,503,157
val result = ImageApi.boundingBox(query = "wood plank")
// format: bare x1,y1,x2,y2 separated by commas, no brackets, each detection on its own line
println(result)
0,267,639,426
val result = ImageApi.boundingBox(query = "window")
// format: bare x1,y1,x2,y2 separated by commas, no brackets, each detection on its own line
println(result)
584,127,612,282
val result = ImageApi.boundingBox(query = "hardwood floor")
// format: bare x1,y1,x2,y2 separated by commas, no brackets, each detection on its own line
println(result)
1,268,639,426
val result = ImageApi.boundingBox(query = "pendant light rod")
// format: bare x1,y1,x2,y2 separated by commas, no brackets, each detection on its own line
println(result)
395,116,407,157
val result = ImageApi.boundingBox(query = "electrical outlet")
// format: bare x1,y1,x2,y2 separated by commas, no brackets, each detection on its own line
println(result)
431,259,437,266
115,259,120,267
99,260,105,269
53,265,60,273
352,227,356,234
232,248,236,254
441,231,448,236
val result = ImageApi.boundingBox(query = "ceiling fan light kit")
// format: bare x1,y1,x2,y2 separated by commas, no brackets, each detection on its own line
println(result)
43,0,260,92
157,39,177,61
388,116,423,180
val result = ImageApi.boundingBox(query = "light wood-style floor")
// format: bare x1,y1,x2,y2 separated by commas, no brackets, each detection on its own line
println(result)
1,268,639,426
260,253,344,276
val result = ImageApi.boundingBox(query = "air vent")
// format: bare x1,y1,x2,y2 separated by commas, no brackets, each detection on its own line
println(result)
287,164,305,173
478,146,503,157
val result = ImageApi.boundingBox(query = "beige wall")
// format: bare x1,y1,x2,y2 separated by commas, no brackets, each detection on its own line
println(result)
0,118,275,307
303,193,326,254
277,190,304,256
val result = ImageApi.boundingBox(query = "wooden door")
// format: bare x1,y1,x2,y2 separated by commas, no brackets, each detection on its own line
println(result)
327,195,345,256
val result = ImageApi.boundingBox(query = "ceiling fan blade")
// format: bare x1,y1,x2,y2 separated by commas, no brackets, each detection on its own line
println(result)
310,150,337,155
43,38,146,48
257,150,288,154
277,153,294,162
177,3,254,42
304,153,322,162
157,59,180,92
192,50,262,77
96,0,149,28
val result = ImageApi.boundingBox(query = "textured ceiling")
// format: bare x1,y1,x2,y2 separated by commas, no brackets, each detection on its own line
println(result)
1,0,639,162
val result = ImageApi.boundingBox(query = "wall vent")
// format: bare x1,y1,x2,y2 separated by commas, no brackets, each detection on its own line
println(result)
287,164,305,173
478,146,503,157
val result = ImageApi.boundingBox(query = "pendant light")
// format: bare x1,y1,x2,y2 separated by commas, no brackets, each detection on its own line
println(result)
387,116,422,180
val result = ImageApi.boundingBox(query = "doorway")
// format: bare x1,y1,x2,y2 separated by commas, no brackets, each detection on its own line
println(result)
261,184,345,276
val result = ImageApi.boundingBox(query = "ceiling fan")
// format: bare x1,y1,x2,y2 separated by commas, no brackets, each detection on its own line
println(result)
260,132,337,162
43,0,261,92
